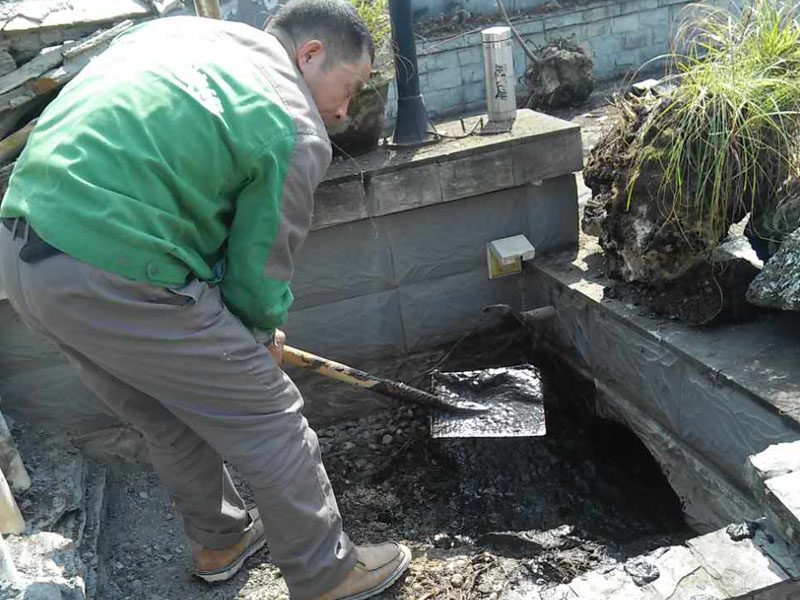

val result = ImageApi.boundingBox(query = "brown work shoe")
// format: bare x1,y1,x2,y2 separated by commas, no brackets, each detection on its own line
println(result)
312,542,411,600
191,509,267,583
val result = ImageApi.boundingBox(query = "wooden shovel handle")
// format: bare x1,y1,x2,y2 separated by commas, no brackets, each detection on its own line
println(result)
282,345,488,414
283,345,381,390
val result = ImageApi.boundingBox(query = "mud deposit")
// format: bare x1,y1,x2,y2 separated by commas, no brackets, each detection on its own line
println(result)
430,366,546,438
72,334,692,600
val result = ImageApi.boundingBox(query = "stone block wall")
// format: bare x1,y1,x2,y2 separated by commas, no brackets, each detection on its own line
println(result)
209,0,730,121
287,175,578,358
387,0,730,119
285,109,583,359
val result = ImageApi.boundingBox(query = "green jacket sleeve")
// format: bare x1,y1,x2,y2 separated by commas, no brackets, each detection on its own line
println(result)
221,132,332,334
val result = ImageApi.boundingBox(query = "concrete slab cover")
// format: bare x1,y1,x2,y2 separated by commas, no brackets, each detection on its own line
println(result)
312,110,582,230
0,0,153,32
748,441,800,481
566,565,661,599
324,110,579,179
745,441,800,504
686,528,790,595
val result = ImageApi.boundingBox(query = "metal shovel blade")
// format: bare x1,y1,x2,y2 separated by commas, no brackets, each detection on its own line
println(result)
429,365,547,438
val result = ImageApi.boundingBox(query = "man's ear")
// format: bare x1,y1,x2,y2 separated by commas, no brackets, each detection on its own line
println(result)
296,39,326,69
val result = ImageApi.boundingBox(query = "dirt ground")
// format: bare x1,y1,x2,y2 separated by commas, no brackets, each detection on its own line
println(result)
84,332,692,600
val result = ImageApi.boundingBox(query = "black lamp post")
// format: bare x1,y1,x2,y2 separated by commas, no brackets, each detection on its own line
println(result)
389,0,434,146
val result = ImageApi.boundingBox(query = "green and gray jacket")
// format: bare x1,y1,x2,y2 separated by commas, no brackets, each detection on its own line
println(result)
0,17,332,335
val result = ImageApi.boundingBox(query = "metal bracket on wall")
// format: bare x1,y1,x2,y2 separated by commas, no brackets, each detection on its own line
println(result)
487,234,536,279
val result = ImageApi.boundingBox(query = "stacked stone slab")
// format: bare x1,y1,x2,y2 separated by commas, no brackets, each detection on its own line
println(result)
1,427,108,600
532,523,800,599
0,0,188,199
745,441,800,548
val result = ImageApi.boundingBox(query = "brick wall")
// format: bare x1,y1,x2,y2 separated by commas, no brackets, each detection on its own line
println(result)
386,0,730,120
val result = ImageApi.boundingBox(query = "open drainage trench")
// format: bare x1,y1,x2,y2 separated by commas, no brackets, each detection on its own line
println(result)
88,329,694,600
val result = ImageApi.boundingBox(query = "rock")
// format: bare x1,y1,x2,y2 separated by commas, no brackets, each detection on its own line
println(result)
23,434,87,532
434,533,453,549
623,557,660,586
582,92,758,293
526,40,593,110
726,521,758,541
482,526,576,553
327,71,391,155
381,434,393,445
746,177,800,260
5,532,87,600
0,51,15,78
747,226,800,311
14,582,65,600
450,573,464,587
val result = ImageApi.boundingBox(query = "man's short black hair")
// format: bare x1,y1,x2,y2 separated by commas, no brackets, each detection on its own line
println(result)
267,0,375,66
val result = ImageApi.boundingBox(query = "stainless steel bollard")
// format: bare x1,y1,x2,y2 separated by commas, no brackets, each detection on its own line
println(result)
481,26,516,131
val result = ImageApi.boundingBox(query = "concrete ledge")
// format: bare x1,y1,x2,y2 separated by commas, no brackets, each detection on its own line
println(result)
745,441,800,505
524,234,800,527
312,109,582,230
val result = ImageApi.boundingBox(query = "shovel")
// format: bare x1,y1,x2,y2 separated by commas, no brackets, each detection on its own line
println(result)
282,305,556,438
283,345,489,415
284,338,549,438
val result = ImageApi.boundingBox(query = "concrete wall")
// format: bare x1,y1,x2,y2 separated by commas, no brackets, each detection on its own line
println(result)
286,174,578,358
285,109,583,357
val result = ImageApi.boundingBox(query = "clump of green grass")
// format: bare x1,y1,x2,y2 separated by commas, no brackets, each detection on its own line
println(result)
624,0,800,246
351,0,391,55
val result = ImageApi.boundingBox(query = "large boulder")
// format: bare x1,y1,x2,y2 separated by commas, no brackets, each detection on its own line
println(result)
747,226,800,311
746,177,800,261
582,95,728,285
526,39,593,110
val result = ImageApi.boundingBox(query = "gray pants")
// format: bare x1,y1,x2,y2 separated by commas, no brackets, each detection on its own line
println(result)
0,224,356,599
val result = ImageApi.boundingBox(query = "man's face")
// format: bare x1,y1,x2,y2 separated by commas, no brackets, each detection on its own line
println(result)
297,41,372,125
